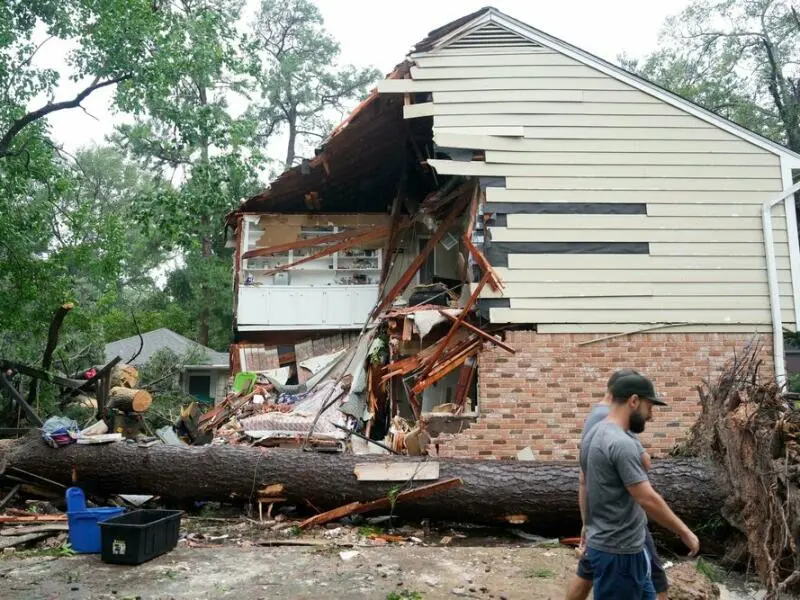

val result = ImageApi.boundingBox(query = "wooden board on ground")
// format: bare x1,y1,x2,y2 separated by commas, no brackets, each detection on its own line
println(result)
354,462,440,482
0,523,69,536
0,531,58,549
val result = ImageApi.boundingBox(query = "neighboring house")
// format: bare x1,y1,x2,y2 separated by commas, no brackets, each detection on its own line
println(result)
227,7,800,459
104,328,229,403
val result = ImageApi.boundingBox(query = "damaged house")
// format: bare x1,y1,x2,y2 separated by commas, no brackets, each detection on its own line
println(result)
222,7,800,460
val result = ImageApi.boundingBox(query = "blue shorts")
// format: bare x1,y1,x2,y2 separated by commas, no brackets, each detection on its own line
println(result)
577,529,667,593
585,547,656,600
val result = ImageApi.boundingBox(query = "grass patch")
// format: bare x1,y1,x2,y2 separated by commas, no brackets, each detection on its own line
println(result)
358,525,384,537
1,542,76,560
387,591,423,600
526,567,555,579
696,558,722,583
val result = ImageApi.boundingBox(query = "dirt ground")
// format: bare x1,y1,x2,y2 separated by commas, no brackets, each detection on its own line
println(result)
0,545,575,600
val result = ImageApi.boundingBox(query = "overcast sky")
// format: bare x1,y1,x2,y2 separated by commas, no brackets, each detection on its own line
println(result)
42,0,692,156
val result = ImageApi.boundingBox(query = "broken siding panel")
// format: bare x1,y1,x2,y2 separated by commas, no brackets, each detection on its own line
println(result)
430,160,780,180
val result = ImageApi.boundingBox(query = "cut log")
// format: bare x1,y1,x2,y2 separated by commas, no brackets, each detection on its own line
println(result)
109,364,138,389
106,387,152,413
0,435,726,535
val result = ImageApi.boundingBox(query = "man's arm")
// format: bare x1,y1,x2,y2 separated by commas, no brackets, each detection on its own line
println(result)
627,480,699,556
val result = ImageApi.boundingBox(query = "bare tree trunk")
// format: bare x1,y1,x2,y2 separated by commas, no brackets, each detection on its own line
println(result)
197,82,211,348
0,436,727,533
285,110,297,169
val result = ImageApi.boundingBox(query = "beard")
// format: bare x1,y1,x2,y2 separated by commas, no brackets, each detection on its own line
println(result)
629,409,647,434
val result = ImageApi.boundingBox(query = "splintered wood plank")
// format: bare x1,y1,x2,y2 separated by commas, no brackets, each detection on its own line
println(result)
0,515,67,524
0,523,69,536
354,462,440,482
299,478,462,529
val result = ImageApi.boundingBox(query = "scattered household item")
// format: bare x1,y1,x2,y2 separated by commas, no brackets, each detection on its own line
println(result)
77,433,123,445
99,509,182,565
65,487,125,554
232,371,257,395
41,416,80,448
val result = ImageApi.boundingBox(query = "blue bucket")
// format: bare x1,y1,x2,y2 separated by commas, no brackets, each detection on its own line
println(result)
66,488,124,554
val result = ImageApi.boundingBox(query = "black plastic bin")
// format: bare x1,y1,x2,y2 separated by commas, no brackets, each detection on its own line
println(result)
99,509,182,565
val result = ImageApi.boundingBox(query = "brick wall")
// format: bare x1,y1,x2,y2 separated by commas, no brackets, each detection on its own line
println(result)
436,331,774,460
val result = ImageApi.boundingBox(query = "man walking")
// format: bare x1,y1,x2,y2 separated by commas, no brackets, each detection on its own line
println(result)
565,369,668,600
579,372,699,599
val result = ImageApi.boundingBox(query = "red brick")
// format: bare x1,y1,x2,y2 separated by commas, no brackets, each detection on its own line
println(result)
439,331,774,460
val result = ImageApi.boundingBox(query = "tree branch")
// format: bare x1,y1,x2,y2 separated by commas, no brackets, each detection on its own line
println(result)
0,75,130,158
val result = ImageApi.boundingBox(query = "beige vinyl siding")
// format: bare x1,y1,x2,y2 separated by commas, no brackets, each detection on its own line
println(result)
504,177,781,191
484,151,779,167
486,188,780,204
435,133,768,153
536,324,775,334
402,48,793,330
428,159,779,180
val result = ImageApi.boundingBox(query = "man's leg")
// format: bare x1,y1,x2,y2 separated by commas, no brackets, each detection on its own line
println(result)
564,551,593,600
644,528,668,600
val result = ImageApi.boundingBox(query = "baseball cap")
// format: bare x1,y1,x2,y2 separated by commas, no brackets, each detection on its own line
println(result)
610,373,667,406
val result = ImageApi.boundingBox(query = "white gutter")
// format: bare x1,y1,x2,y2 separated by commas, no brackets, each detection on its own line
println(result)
763,178,800,387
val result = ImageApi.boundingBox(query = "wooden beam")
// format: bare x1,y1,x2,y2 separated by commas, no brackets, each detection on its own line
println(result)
412,344,480,396
438,311,515,353
463,235,503,292
372,194,470,319
299,478,462,529
417,271,492,384
0,372,42,427
0,360,85,390
262,226,394,277
453,357,477,413
242,226,376,260
0,485,21,511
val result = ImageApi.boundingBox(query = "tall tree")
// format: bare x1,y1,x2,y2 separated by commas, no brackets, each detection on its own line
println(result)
116,0,262,346
624,0,800,151
250,0,381,168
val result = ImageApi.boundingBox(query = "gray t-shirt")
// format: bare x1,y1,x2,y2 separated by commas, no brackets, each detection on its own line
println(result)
580,420,649,554
581,404,645,455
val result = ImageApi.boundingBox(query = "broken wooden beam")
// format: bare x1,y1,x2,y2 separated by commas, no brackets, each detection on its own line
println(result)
262,226,396,276
299,477,463,529
0,523,68,536
372,192,471,318
438,311,515,353
243,226,374,260
417,271,492,384
0,372,43,427
0,514,67,524
0,485,21,511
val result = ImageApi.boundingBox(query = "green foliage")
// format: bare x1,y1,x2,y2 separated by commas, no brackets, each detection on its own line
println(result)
624,0,800,150
696,557,723,583
249,0,381,167
357,525,384,537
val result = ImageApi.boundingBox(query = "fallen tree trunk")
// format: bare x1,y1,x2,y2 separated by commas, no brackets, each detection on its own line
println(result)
106,387,151,413
0,435,726,529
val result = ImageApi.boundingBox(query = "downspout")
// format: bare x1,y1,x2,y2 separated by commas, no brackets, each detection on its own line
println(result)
762,178,800,387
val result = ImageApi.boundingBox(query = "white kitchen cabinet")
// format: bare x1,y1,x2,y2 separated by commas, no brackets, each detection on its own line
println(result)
237,285,379,330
